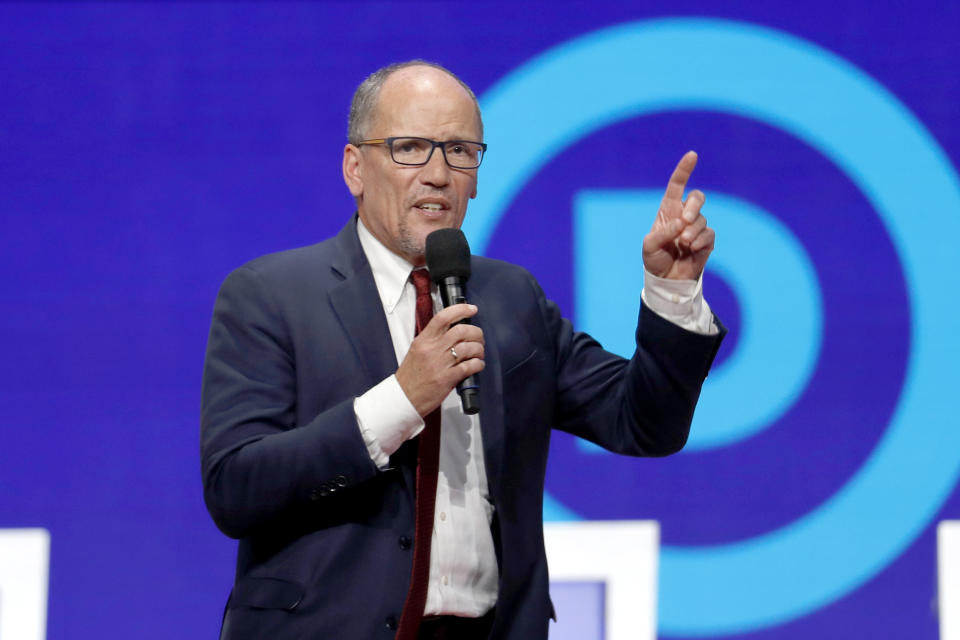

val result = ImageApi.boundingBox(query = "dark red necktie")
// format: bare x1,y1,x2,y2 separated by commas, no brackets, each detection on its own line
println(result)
396,269,442,640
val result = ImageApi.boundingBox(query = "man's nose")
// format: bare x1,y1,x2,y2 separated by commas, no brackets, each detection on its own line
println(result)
418,148,452,187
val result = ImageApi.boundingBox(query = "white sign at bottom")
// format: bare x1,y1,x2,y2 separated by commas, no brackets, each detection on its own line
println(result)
939,521,960,640
0,528,50,640
546,520,659,640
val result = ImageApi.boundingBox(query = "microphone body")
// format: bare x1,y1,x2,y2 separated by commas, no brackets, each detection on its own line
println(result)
437,275,480,415
425,228,480,415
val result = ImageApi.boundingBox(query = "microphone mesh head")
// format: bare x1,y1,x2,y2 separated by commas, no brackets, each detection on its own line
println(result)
425,228,471,282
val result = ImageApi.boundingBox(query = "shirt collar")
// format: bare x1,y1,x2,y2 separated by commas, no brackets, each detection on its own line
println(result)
356,218,418,315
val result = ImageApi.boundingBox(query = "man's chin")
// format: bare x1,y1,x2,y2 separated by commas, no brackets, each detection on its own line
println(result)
396,233,429,265
399,213,463,262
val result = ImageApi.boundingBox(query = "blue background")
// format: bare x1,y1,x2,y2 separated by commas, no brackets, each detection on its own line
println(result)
1,2,958,638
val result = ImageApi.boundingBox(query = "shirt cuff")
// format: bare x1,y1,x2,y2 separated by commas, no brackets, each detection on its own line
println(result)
641,270,719,336
354,375,425,468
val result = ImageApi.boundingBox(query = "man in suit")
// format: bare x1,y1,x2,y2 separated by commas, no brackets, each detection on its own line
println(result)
201,60,724,639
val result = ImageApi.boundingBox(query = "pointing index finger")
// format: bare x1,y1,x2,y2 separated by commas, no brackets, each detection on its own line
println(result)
661,150,699,217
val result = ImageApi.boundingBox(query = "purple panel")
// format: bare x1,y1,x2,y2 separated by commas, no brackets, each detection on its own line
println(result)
550,581,606,640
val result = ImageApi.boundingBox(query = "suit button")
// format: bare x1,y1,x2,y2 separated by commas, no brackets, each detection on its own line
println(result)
318,485,331,497
385,615,397,630
335,474,348,487
398,535,412,550
309,489,321,501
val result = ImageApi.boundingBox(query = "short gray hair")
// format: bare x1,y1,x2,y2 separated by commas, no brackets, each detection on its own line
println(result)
347,60,483,145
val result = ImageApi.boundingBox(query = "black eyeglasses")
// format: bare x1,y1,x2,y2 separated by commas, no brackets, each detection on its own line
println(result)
357,136,487,169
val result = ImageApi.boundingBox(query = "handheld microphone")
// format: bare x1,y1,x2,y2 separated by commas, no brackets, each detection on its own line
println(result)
425,228,480,415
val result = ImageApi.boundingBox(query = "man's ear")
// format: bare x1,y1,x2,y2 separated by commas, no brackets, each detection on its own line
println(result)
342,144,364,197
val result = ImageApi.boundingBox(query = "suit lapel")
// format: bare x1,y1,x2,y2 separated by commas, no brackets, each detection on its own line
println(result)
327,218,399,388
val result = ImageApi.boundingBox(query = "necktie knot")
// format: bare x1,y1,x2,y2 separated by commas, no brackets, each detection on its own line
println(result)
410,269,433,335
410,268,431,295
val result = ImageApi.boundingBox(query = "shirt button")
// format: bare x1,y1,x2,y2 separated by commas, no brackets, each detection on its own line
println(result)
442,575,448,586
384,615,397,630
398,535,412,550
439,511,446,522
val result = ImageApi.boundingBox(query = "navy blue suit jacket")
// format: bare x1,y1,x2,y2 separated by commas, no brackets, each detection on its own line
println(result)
200,217,724,639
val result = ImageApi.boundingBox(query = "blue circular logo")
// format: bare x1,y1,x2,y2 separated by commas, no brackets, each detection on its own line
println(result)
469,18,960,635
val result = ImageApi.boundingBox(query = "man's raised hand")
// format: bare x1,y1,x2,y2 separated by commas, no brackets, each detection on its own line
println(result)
642,151,715,281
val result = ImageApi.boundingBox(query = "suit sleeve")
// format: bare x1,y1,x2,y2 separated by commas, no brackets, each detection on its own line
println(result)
200,266,380,539
535,274,726,456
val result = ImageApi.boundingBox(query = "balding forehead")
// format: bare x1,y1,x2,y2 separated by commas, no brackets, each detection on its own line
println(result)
379,66,473,105
370,66,483,137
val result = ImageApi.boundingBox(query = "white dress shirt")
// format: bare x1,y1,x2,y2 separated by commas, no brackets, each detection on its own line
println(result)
352,219,717,617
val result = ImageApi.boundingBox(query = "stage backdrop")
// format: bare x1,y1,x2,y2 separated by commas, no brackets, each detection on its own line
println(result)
2,2,959,638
